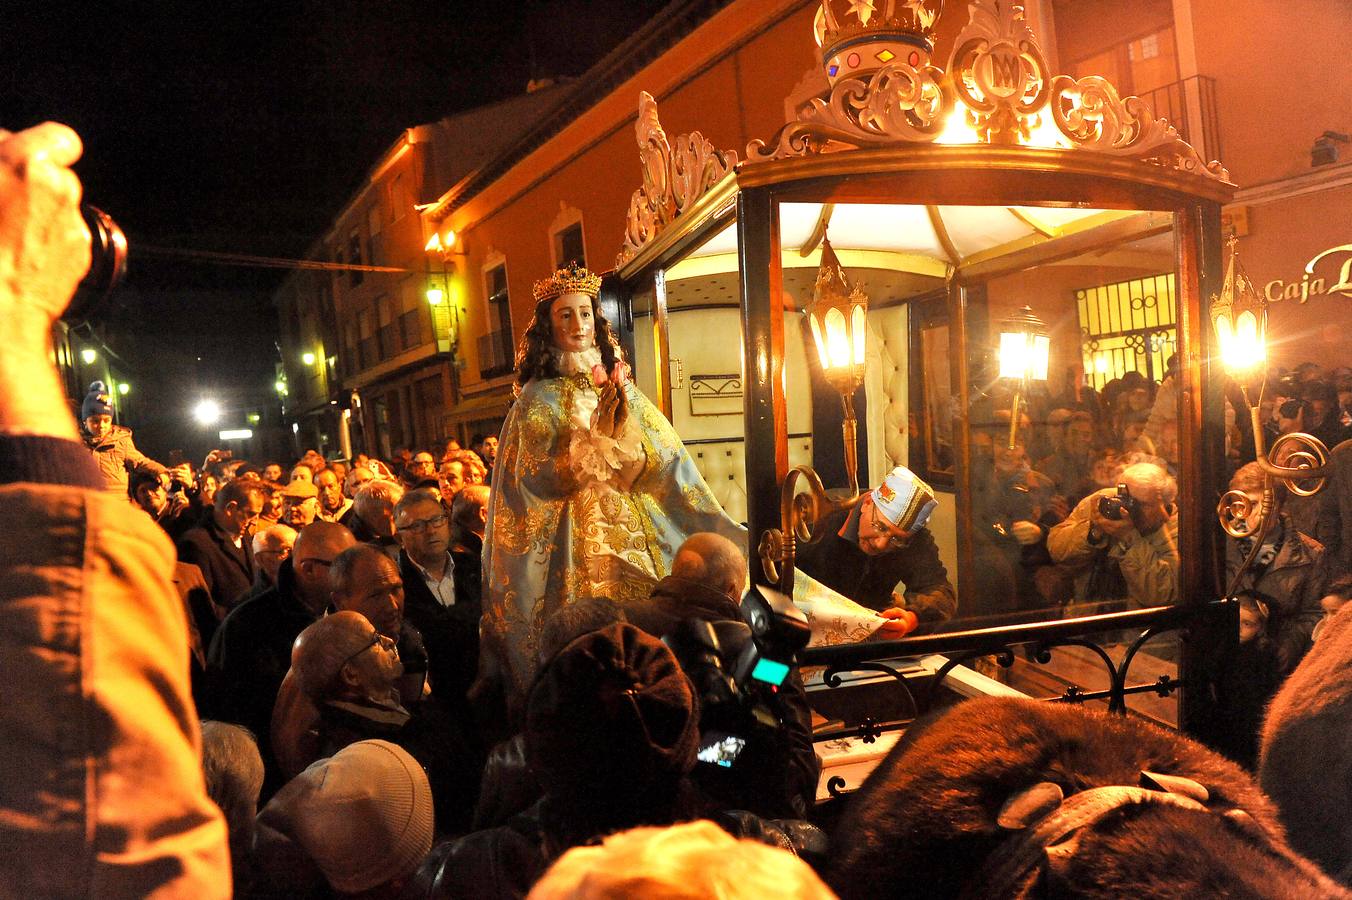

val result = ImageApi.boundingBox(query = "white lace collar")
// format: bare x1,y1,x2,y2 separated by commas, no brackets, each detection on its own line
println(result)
553,345,603,377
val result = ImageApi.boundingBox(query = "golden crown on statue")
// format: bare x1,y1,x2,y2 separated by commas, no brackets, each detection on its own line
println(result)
532,262,603,304
814,0,944,85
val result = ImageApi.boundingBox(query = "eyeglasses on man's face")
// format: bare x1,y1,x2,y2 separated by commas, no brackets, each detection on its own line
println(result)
399,513,448,535
341,629,398,669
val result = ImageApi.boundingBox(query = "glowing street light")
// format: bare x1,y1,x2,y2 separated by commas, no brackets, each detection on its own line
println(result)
426,287,445,306
301,351,317,366
80,347,97,365
117,382,130,395
997,305,1051,449
193,399,222,427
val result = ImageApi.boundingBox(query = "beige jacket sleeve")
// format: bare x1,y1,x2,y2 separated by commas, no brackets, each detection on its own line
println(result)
0,483,230,898
1109,514,1181,606
1046,491,1108,570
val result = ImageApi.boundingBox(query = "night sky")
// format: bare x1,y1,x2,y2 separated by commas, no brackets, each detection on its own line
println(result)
5,0,666,458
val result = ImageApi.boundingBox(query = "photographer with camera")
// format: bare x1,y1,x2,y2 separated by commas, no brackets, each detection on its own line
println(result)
0,121,228,895
628,533,820,819
1046,460,1180,608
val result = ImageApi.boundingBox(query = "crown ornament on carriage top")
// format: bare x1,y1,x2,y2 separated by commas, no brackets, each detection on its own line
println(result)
532,262,603,304
815,0,944,85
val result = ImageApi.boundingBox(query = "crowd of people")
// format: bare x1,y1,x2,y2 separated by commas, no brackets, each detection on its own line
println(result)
8,121,1352,898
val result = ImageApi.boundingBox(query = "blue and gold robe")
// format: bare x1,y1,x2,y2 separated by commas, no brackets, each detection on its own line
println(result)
483,372,882,693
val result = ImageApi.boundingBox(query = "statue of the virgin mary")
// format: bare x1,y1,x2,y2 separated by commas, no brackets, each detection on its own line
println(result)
481,263,890,695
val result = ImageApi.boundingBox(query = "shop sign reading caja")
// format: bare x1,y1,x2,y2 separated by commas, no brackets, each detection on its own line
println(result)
1264,243,1352,303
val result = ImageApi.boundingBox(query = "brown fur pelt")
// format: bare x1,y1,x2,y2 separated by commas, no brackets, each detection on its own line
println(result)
1260,601,1352,886
828,697,1347,899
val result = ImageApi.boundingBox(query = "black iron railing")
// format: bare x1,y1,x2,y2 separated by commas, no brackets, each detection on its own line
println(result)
1137,75,1222,163
802,600,1224,747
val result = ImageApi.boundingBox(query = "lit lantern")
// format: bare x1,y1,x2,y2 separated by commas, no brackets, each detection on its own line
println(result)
301,351,317,366
997,305,1050,448
806,236,869,495
1210,237,1267,378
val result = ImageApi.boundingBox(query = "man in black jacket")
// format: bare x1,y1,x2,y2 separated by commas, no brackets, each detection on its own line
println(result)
395,488,481,709
795,465,956,632
206,520,356,790
177,478,263,617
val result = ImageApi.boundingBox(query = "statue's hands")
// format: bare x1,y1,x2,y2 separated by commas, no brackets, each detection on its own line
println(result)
612,381,630,435
595,382,619,437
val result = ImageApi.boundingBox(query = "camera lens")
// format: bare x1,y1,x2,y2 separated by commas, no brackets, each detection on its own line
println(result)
65,205,128,321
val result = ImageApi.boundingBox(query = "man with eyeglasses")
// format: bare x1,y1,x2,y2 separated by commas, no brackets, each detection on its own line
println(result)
177,478,264,618
287,610,480,833
795,466,956,635
394,490,481,708
207,520,357,794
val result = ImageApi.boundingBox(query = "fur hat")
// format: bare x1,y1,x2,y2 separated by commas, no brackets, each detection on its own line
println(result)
871,465,936,533
81,381,114,421
257,740,432,893
525,623,699,805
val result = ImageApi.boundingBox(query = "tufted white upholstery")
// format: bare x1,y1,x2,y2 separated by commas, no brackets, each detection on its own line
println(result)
687,435,814,525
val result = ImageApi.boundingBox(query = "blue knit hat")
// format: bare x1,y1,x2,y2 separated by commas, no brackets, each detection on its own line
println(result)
81,381,114,420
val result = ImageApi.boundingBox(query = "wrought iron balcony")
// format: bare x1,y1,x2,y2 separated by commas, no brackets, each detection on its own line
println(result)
1138,75,1222,164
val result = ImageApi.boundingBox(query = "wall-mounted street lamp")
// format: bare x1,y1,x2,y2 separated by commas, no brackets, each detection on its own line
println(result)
80,347,97,365
1212,237,1330,592
117,382,129,395
996,305,1051,449
301,351,317,367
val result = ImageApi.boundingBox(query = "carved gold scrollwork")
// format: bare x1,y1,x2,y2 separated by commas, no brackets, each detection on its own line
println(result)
1048,74,1230,181
617,91,737,266
746,62,950,161
946,0,1049,145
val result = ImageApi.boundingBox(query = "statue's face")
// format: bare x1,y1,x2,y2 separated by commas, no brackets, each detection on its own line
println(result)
550,292,595,353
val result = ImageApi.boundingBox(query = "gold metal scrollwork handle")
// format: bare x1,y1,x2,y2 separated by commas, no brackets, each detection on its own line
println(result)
758,528,785,587
757,464,852,594
1266,432,1329,497
1216,489,1261,540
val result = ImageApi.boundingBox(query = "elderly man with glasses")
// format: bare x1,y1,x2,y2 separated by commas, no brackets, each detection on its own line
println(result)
207,521,357,794
393,489,482,710
285,609,480,834
795,466,957,635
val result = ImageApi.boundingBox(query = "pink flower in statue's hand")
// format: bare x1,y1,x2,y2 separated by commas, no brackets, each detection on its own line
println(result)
610,361,631,386
590,363,609,387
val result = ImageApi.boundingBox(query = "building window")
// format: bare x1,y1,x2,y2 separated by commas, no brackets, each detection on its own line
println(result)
366,205,382,266
389,174,408,222
358,309,375,370
480,263,514,378
377,294,396,360
553,221,585,269
348,229,364,287
1076,273,1177,390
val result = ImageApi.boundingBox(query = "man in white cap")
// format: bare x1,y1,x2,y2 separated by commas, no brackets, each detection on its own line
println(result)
795,465,957,632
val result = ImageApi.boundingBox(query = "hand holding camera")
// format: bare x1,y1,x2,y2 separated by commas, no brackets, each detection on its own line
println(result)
1091,483,1139,541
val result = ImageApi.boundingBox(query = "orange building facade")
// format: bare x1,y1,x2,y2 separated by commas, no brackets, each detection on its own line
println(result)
281,0,1351,455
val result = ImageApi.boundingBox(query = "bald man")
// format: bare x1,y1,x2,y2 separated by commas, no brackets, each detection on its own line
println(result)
626,532,820,819
625,532,747,639
329,544,430,706
207,521,357,787
286,609,480,833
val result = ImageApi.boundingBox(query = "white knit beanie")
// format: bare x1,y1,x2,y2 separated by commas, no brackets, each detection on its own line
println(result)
260,739,433,893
